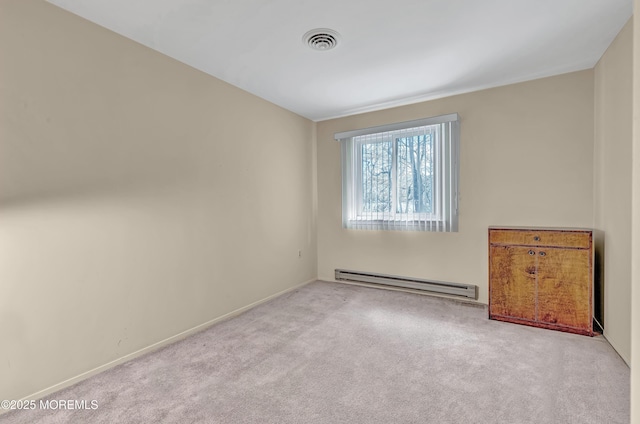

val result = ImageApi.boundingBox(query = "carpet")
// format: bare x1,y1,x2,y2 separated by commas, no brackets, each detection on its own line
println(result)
2,281,629,423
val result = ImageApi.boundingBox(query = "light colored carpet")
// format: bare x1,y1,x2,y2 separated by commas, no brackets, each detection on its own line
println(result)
3,281,629,423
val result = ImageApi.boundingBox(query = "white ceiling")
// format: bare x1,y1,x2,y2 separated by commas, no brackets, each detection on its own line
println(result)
48,0,632,121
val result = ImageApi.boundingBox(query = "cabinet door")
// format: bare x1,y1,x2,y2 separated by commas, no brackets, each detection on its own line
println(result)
537,248,591,331
489,245,536,320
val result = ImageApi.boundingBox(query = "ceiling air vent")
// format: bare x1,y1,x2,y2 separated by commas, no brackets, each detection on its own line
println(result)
303,28,340,51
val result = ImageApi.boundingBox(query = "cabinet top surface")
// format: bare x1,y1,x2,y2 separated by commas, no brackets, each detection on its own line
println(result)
488,226,592,233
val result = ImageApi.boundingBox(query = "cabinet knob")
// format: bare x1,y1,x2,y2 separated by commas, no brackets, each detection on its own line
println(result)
533,236,540,241
539,251,546,256
528,250,535,256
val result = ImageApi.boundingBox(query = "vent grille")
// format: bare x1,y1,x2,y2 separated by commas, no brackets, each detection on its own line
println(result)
303,29,340,51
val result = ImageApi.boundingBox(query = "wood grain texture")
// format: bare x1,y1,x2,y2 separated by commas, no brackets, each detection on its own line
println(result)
489,229,591,249
488,316,594,336
537,248,591,330
489,245,536,320
488,227,594,336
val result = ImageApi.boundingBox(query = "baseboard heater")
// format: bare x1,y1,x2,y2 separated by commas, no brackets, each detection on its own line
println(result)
335,269,477,300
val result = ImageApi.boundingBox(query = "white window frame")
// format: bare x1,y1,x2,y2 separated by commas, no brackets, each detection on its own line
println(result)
335,113,459,232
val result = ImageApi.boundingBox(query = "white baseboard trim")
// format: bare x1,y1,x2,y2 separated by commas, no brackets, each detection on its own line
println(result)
14,278,315,407
602,331,631,367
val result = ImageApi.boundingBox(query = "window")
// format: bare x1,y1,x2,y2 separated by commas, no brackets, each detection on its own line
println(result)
335,113,459,232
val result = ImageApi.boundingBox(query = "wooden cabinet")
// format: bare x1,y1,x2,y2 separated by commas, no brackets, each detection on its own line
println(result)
488,227,596,336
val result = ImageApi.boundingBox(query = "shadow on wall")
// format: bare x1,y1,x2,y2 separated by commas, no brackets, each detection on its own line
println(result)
0,89,205,208
594,229,605,330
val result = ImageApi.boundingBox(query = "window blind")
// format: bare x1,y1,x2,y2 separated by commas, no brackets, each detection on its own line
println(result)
336,114,459,232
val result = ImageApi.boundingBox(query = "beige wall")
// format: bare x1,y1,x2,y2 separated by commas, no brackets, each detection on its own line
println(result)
317,71,594,305
631,4,640,423
1,0,634,411
0,0,316,401
594,19,633,365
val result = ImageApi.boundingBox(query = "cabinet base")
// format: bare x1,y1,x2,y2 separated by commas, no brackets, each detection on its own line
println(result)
489,314,597,336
